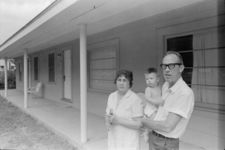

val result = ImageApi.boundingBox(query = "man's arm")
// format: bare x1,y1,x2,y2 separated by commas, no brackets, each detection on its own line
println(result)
111,115,143,130
141,112,182,133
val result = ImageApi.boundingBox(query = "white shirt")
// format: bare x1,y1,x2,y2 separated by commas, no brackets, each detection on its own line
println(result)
154,78,194,138
106,90,143,150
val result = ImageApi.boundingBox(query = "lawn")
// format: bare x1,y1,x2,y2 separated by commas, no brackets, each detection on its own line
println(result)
0,97,77,150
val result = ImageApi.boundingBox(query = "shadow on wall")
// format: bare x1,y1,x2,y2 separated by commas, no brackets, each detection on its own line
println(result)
217,0,225,149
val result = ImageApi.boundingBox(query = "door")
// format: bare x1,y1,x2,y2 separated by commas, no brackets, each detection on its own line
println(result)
63,50,72,100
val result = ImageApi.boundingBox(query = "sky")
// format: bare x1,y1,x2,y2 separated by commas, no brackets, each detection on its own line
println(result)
0,0,55,45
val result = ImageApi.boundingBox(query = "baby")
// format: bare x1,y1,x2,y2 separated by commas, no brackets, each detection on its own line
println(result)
138,67,164,142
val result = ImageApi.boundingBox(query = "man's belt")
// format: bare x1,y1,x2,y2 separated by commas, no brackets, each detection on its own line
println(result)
152,130,177,140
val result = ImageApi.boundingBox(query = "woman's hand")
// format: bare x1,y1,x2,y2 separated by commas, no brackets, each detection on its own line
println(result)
105,113,114,131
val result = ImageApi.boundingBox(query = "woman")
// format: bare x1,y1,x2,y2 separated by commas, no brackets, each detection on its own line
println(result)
105,70,143,150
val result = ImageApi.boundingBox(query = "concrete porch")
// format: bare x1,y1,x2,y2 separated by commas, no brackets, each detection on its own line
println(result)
0,89,107,150
0,90,209,150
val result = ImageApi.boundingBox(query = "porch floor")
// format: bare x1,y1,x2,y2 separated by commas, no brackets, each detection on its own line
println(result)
0,90,206,150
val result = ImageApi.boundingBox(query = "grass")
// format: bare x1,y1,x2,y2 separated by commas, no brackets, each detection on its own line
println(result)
0,97,77,150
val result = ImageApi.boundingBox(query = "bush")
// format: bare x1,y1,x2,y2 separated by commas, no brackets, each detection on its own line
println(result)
0,70,16,89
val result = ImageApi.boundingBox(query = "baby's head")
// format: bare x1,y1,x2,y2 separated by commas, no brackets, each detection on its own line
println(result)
145,67,160,88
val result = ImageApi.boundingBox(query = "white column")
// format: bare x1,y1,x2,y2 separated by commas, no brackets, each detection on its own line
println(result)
24,50,28,108
80,24,87,143
4,58,8,98
28,57,31,89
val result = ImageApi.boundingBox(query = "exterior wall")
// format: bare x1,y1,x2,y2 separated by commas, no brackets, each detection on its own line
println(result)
86,0,224,113
15,47,64,102
15,57,24,92
15,0,224,149
38,48,63,101
84,1,225,149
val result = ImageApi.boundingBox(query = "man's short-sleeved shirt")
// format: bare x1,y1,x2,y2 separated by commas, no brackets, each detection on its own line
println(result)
154,78,194,138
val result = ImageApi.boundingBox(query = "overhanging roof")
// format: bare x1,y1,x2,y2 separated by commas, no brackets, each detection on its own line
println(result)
0,0,204,58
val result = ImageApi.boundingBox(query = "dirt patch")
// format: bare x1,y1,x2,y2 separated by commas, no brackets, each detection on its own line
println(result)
0,97,77,150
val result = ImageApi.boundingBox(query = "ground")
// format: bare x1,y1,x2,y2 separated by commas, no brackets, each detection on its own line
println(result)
0,96,77,150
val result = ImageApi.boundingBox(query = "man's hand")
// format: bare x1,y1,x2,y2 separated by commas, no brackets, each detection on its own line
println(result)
132,117,144,130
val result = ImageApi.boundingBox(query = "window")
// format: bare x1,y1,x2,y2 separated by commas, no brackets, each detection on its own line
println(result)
48,53,55,82
88,39,119,92
34,57,39,81
166,29,225,112
167,35,193,85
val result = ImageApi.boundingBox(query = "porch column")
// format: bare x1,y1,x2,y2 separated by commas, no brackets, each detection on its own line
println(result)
80,24,87,143
24,50,28,108
28,57,31,89
4,58,8,98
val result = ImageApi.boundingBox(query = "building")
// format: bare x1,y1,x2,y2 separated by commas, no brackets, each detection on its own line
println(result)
0,0,224,149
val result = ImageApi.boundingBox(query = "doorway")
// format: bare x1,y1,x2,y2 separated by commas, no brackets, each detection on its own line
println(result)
63,49,72,101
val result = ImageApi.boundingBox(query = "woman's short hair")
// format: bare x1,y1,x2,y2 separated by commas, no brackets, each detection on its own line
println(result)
114,69,133,87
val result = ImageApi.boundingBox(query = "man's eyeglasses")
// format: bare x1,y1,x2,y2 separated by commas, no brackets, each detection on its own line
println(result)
160,63,182,70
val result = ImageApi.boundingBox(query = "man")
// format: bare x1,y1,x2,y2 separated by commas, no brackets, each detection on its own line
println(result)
141,51,195,150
